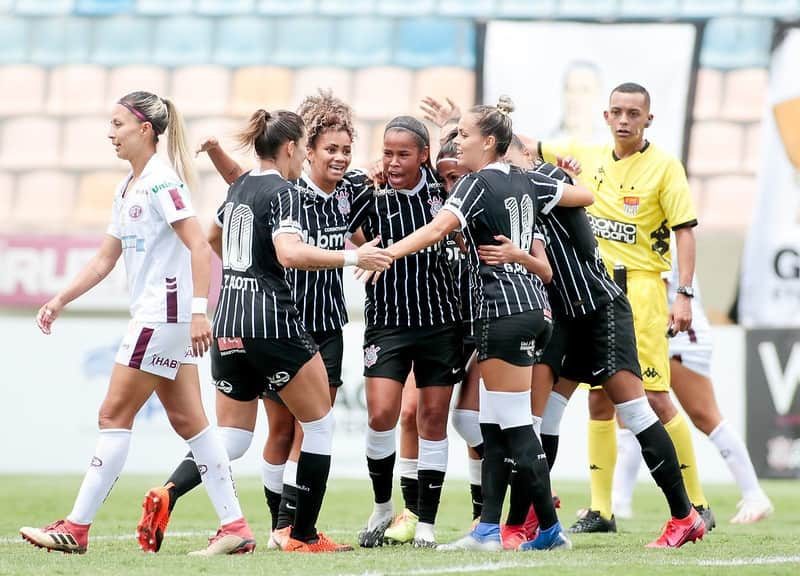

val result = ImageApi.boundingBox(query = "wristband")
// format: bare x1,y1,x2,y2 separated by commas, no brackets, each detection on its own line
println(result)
191,297,208,314
343,250,359,267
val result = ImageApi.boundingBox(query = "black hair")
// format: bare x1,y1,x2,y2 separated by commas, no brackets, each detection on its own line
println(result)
610,82,651,108
236,109,305,160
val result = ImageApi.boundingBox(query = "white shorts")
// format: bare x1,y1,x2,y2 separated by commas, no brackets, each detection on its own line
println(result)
668,327,712,379
115,320,197,380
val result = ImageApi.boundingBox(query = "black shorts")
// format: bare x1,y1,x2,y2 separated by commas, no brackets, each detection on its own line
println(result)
211,334,318,402
476,309,552,367
461,321,477,369
363,323,464,387
538,295,641,386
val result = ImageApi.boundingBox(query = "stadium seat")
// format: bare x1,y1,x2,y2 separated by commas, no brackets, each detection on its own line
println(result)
271,18,334,68
437,0,495,17
680,0,738,17
13,171,77,230
495,0,556,18
75,0,134,15
558,0,618,17
230,66,293,116
692,68,723,120
47,65,107,115
368,121,389,162
214,17,270,68
92,16,151,66
700,17,774,69
195,0,254,15
740,0,800,17
15,0,74,15
0,117,60,169
257,0,314,14
30,17,90,66
194,172,233,226
188,116,248,174
319,0,375,14
334,16,393,68
413,67,476,113
352,67,413,120
153,17,213,67
721,68,768,122
292,67,353,110
0,65,46,115
351,119,372,168
688,121,743,176
743,122,761,174
395,18,474,69
376,0,434,16
107,65,169,103
62,116,129,170
74,171,125,229
135,0,192,14
618,0,679,18
0,17,28,64
171,66,231,117
702,176,756,231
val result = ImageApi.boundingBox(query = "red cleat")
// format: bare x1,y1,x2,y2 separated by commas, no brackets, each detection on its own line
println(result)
281,531,353,553
523,505,540,540
500,523,527,550
188,517,256,556
20,519,89,554
137,486,172,552
646,507,705,548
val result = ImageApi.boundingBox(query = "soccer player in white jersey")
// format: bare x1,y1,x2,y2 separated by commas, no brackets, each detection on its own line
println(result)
612,253,774,524
19,91,255,556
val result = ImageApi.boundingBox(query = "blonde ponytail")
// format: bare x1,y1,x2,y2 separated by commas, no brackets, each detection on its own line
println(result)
162,97,196,192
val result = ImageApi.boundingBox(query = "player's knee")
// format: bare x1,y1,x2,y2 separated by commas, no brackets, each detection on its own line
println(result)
588,390,615,420
399,403,417,431
417,404,449,438
266,421,295,455
645,391,677,422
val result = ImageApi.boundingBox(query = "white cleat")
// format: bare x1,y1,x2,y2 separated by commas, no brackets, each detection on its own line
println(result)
730,497,774,524
438,533,502,551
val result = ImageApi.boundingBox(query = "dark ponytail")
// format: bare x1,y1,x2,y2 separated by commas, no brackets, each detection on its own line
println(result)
236,109,305,160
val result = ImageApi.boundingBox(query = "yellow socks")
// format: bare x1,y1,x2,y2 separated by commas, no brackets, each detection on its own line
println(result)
664,412,708,508
588,418,617,519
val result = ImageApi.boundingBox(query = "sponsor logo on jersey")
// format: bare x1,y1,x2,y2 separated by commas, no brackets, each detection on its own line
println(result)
302,226,347,249
335,188,351,216
121,235,146,252
150,354,179,369
587,214,637,244
623,196,640,217
217,337,244,352
364,344,381,368
151,181,181,194
427,196,443,218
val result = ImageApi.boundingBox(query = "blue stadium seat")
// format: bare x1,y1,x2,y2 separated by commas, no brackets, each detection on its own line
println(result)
395,18,474,69
700,17,774,69
271,18,334,67
619,0,679,18
558,0,618,18
319,0,375,15
152,17,213,67
376,0,434,16
257,0,314,14
195,0,254,15
0,17,28,64
334,16,392,68
92,16,150,66
214,17,270,67
496,0,556,18
31,17,90,65
74,0,133,15
15,0,74,15
437,0,494,16
740,0,800,17
680,0,738,17
136,0,192,14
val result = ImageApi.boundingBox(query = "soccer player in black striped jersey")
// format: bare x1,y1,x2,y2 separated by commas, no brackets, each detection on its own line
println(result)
350,116,464,549
484,136,704,548
386,97,593,552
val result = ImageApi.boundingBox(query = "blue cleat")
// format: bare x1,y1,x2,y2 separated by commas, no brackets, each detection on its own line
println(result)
518,522,572,551
438,522,502,551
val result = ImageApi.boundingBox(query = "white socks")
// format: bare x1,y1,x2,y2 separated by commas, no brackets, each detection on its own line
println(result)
611,427,641,513
532,415,542,438
68,428,131,525
368,500,394,530
541,391,568,435
262,459,285,494
398,457,418,480
284,459,298,488
187,426,243,525
709,420,766,501
418,437,448,473
468,457,482,486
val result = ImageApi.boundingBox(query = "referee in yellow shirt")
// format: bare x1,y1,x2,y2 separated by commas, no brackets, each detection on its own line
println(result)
538,82,711,533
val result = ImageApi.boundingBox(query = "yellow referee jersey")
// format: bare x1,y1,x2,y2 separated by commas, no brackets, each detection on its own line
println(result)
541,140,697,273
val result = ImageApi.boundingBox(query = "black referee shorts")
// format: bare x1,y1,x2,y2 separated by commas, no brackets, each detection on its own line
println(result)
476,309,552,367
538,294,641,386
363,323,464,387
211,333,318,402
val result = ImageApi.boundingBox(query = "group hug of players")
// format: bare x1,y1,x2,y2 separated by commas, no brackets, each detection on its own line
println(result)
20,81,772,556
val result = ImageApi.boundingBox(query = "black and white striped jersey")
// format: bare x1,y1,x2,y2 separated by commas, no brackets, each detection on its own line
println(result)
213,169,305,339
348,166,461,328
534,162,622,318
444,163,561,319
444,234,476,326
285,172,354,333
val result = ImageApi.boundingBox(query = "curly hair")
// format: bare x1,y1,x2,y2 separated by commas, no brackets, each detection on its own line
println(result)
295,90,356,149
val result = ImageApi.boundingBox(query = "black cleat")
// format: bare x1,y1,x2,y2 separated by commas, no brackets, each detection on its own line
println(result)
567,509,617,534
357,517,392,548
694,505,716,533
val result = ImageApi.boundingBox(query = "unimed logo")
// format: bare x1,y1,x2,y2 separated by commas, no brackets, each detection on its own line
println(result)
758,341,800,415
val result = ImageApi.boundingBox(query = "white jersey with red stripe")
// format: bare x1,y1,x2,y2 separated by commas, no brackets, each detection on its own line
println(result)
666,251,712,377
107,154,195,323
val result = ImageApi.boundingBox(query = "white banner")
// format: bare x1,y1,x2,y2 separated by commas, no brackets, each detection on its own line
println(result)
739,27,800,327
0,316,746,484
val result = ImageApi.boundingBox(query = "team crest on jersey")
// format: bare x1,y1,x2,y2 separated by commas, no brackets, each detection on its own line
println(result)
128,204,143,220
623,196,640,217
428,196,443,218
363,344,381,368
335,189,351,216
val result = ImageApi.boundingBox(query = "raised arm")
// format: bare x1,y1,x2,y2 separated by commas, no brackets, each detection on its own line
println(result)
197,137,245,185
274,234,391,272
